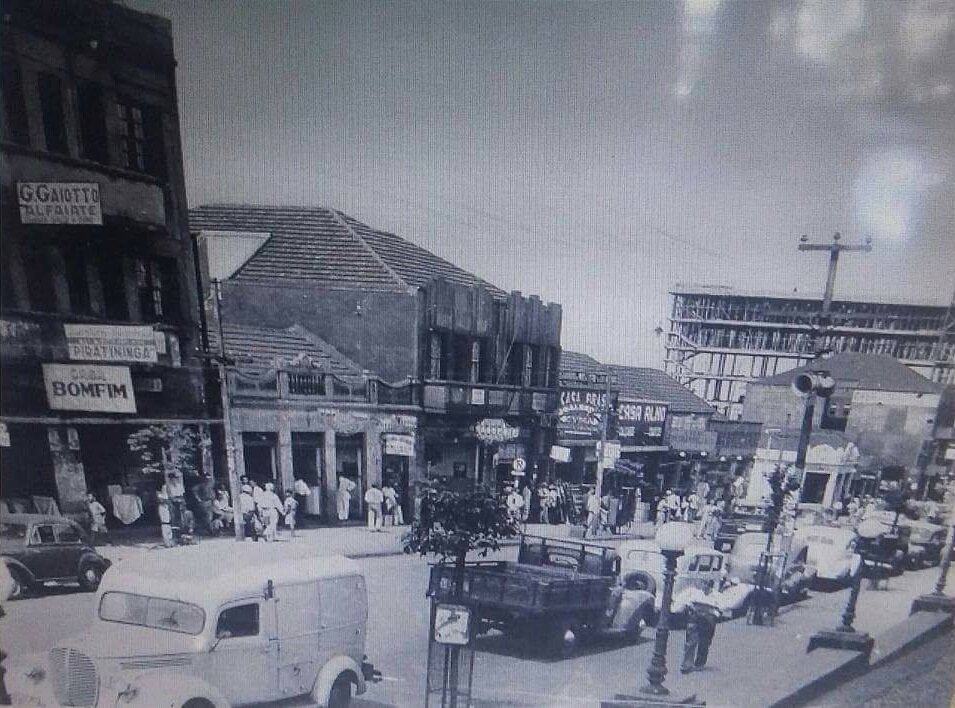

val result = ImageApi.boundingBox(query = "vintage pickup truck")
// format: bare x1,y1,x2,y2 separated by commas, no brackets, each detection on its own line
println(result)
427,535,655,657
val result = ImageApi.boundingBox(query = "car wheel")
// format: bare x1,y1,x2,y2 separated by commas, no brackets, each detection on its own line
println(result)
626,612,649,644
182,699,215,708
8,567,29,600
78,562,103,592
327,673,352,708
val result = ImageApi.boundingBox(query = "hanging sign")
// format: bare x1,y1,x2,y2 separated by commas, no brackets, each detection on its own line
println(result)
511,457,527,476
615,399,668,446
18,182,102,225
557,388,610,439
549,445,571,462
382,433,415,457
473,418,520,444
43,364,137,413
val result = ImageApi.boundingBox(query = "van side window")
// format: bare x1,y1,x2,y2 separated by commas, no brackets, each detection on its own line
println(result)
216,603,259,638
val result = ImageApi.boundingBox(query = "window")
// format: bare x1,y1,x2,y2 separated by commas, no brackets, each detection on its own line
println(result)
64,247,92,314
116,100,165,177
100,592,205,635
21,245,57,312
1,57,30,145
428,332,442,379
77,82,108,162
136,258,180,322
98,252,128,320
55,524,82,544
38,73,68,154
31,525,56,544
216,603,260,638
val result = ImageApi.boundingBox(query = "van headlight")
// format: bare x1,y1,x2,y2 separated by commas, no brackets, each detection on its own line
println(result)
25,666,46,683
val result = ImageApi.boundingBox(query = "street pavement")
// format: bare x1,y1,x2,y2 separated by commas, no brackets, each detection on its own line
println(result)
2,525,952,707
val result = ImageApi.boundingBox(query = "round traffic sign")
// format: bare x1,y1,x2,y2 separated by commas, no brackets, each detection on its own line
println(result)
512,457,527,473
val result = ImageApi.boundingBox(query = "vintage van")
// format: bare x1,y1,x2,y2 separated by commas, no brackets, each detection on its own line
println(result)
8,543,377,707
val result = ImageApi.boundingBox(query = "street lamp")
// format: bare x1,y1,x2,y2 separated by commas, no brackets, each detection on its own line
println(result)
911,521,955,614
808,519,882,655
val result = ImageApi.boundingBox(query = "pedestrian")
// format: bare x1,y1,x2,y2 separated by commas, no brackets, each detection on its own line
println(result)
506,486,524,524
86,493,108,545
656,495,668,526
293,477,310,527
258,482,282,542
337,476,356,522
211,487,234,534
190,475,214,535
666,489,681,521
239,484,260,542
283,490,298,538
704,507,722,541
382,482,402,526
547,485,560,524
364,484,384,531
521,484,532,523
681,580,721,673
537,483,550,524
687,492,701,523
585,488,601,537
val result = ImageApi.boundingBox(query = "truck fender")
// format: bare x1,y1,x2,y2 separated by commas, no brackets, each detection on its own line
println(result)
118,672,230,708
311,654,366,706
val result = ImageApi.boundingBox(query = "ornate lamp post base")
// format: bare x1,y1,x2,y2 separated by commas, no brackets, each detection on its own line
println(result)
807,628,874,655
911,594,955,615
602,693,703,708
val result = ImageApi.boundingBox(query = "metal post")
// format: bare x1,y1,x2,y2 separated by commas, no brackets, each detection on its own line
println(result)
594,367,613,499
933,524,955,596
641,549,681,696
838,565,864,632
213,279,243,541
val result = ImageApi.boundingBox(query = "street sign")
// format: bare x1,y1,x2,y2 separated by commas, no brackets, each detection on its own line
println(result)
512,457,526,472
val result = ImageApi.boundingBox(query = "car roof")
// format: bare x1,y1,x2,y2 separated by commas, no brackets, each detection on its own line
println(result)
99,543,363,608
0,513,77,526
620,540,724,557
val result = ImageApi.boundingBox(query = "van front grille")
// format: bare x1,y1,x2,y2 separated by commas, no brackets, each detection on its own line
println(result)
50,647,98,707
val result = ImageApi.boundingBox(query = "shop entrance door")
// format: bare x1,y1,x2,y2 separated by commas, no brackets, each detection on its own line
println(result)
335,434,364,520
243,433,277,487
291,433,324,519
382,455,410,522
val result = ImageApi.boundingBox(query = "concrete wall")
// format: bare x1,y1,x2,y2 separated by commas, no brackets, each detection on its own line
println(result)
742,384,824,428
221,281,418,382
847,391,940,468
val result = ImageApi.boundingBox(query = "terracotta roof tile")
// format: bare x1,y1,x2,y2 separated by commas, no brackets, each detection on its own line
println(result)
209,323,363,377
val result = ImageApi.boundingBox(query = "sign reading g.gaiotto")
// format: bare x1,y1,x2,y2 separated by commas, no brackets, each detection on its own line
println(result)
18,182,102,225
43,364,136,413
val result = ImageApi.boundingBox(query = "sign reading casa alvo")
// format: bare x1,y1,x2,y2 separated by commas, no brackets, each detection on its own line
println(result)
18,182,102,225
43,364,137,413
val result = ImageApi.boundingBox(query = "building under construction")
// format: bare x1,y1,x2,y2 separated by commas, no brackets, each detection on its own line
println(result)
664,284,955,419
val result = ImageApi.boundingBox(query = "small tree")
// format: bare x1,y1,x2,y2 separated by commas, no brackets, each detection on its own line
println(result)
127,424,203,484
403,482,518,595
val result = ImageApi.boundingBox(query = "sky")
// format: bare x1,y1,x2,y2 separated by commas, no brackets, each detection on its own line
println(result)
132,0,955,367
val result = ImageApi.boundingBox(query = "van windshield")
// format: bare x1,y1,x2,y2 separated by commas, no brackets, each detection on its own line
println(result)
99,592,205,635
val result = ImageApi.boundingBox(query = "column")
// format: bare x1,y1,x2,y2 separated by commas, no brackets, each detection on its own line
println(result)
277,418,294,494
48,426,87,513
365,427,382,488
232,430,247,481
323,431,338,524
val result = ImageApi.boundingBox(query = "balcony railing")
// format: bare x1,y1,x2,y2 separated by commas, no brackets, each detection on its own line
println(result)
422,379,557,415
228,368,419,407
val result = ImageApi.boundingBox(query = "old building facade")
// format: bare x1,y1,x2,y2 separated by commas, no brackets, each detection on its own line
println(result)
0,0,212,521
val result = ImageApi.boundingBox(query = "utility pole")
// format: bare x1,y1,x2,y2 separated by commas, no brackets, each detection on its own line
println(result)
594,366,614,499
212,279,243,541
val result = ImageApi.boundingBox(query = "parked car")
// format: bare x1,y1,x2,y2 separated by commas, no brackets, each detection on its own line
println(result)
726,532,815,600
619,539,754,620
0,513,110,599
856,521,910,577
429,535,655,657
714,507,767,552
8,543,379,708
793,525,862,588
897,519,947,569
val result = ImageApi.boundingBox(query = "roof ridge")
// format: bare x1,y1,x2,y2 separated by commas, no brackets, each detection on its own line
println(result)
286,324,364,375
330,211,412,292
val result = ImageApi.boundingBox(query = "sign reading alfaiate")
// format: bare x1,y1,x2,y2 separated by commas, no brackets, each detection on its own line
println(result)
18,182,102,225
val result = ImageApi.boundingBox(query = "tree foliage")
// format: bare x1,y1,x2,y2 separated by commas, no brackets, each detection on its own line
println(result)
402,482,518,565
126,424,202,478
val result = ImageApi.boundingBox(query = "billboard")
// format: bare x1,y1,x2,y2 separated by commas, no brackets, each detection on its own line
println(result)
557,388,611,439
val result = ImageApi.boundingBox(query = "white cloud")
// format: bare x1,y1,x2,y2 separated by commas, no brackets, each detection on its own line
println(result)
795,0,864,64
673,0,723,98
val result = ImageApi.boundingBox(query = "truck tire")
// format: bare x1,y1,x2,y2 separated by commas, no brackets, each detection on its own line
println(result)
327,674,352,708
547,619,578,659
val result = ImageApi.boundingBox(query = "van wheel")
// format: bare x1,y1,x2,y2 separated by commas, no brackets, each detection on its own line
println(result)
548,619,578,659
328,674,352,708
182,699,214,708
78,562,103,592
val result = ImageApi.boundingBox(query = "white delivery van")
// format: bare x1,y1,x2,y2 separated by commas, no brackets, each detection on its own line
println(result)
8,543,377,707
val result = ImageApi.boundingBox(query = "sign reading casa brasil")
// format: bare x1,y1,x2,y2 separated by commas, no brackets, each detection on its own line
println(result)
43,364,137,413
18,182,103,225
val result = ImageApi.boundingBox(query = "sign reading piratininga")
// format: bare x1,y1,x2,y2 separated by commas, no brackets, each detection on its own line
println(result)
64,324,158,363
43,364,137,413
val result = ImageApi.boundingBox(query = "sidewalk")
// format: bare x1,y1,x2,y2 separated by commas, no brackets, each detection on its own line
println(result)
97,520,655,566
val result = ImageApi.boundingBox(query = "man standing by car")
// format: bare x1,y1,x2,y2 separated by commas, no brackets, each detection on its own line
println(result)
681,580,721,673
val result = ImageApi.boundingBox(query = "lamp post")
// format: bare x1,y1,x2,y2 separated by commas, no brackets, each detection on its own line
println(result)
911,521,955,614
604,523,699,707
808,519,882,655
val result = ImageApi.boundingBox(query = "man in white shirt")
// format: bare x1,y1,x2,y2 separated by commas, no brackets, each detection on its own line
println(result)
337,476,356,522
681,580,721,673
364,484,385,531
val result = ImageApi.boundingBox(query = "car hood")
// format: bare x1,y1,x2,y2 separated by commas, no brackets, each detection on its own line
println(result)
59,622,206,659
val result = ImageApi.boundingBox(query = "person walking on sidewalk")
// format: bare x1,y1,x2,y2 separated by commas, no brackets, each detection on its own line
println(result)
239,484,260,542
681,580,721,673
86,493,108,545
258,482,282,542
337,476,356,522
283,490,299,538
364,484,384,531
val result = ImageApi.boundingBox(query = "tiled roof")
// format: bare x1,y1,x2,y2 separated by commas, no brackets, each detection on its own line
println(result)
753,353,942,394
559,350,605,373
608,365,717,415
190,204,505,296
209,323,362,377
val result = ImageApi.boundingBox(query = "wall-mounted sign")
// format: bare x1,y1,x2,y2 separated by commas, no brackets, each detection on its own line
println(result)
383,433,415,457
473,418,520,444
18,182,102,225
64,324,158,363
557,388,611,439
615,399,668,447
43,364,136,413
550,445,571,463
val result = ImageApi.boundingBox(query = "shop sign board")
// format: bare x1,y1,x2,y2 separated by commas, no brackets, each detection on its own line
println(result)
550,445,571,462
18,182,102,225
615,399,668,447
473,418,520,444
43,364,137,413
668,428,717,453
0,423,9,448
383,433,416,457
64,324,158,363
945,446,955,461
557,388,609,439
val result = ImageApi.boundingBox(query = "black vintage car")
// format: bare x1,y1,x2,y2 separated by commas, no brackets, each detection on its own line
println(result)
0,513,111,599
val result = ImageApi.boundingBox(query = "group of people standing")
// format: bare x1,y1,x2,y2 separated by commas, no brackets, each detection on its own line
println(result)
236,476,300,542
361,481,405,531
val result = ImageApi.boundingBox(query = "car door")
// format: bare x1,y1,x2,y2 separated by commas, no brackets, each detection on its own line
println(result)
23,524,60,580
207,598,279,705
52,522,86,576
274,581,323,697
